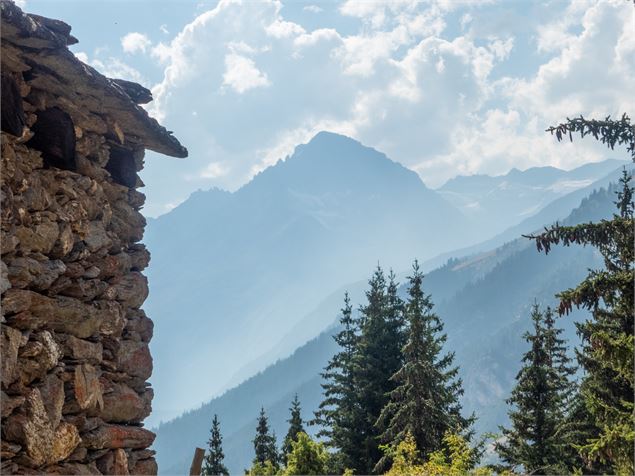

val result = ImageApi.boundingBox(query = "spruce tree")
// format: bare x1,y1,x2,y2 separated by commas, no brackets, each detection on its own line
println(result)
528,114,634,474
202,414,229,476
313,292,364,472
252,407,279,469
496,304,576,474
377,261,468,471
355,266,406,474
281,394,304,465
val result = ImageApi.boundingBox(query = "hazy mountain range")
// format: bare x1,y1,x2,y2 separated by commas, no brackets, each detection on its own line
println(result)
143,130,626,430
152,179,624,474
437,159,624,238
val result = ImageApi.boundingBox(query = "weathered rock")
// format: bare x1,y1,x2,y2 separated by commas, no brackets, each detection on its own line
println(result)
101,382,151,423
51,422,81,462
7,256,66,290
14,220,59,254
96,448,129,475
62,335,103,363
44,462,102,475
38,372,64,428
1,324,23,388
0,259,10,293
116,340,152,380
10,388,54,466
3,289,110,338
73,363,103,411
83,220,113,253
82,424,155,450
110,271,148,308
1,440,22,458
1,391,25,417
124,309,153,343
17,330,61,385
130,457,158,475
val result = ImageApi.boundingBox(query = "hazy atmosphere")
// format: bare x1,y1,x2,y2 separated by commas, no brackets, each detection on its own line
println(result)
2,1,634,475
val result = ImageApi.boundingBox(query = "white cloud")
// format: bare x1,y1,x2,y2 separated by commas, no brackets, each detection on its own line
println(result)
141,0,635,216
121,32,152,54
222,53,270,93
197,161,230,179
303,5,322,13
14,0,26,8
160,24,169,35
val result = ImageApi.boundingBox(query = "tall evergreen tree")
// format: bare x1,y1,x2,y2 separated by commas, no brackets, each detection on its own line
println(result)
202,414,229,476
355,266,406,474
528,114,634,474
281,394,304,465
496,304,576,474
313,292,364,472
376,261,468,471
252,407,279,469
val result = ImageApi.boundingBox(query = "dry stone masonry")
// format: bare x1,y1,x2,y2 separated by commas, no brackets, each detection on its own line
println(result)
0,2,187,474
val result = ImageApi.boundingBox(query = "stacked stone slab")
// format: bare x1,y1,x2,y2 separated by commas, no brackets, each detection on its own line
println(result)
0,2,187,474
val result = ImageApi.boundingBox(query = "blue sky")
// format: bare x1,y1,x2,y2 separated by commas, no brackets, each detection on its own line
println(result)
19,0,635,217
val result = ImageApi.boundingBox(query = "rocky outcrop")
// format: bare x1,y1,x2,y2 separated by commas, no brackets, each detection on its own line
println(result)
0,1,187,474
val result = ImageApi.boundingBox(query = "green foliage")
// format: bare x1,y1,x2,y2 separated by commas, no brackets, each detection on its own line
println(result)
281,394,304,465
546,114,634,161
376,261,469,471
252,408,279,470
244,460,278,476
495,304,576,474
312,292,365,472
202,414,229,476
355,267,406,473
384,431,488,476
529,115,635,475
282,432,329,475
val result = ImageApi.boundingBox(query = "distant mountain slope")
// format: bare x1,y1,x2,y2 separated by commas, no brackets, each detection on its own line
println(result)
436,158,625,239
154,181,617,475
144,132,470,425
424,163,632,271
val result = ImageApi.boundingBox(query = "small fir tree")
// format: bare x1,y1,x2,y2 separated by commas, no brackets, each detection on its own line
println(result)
355,266,406,473
313,292,365,472
281,394,304,465
495,304,576,474
377,261,469,471
202,414,229,476
252,407,279,470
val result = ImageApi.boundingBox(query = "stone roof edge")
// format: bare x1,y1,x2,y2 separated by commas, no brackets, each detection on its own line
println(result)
0,0,188,159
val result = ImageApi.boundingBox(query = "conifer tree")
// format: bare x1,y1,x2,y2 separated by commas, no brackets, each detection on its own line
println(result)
281,394,304,465
496,304,576,474
377,261,468,471
252,407,279,470
355,266,406,474
202,414,229,476
313,292,364,472
528,114,634,474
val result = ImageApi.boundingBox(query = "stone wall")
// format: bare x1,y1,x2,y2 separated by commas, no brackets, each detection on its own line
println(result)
0,2,187,474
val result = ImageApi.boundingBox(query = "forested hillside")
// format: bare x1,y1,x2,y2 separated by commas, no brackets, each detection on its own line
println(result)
154,180,619,474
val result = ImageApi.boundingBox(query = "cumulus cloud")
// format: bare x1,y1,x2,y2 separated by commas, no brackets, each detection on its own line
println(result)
121,32,152,54
303,5,322,13
222,53,270,93
139,0,635,217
